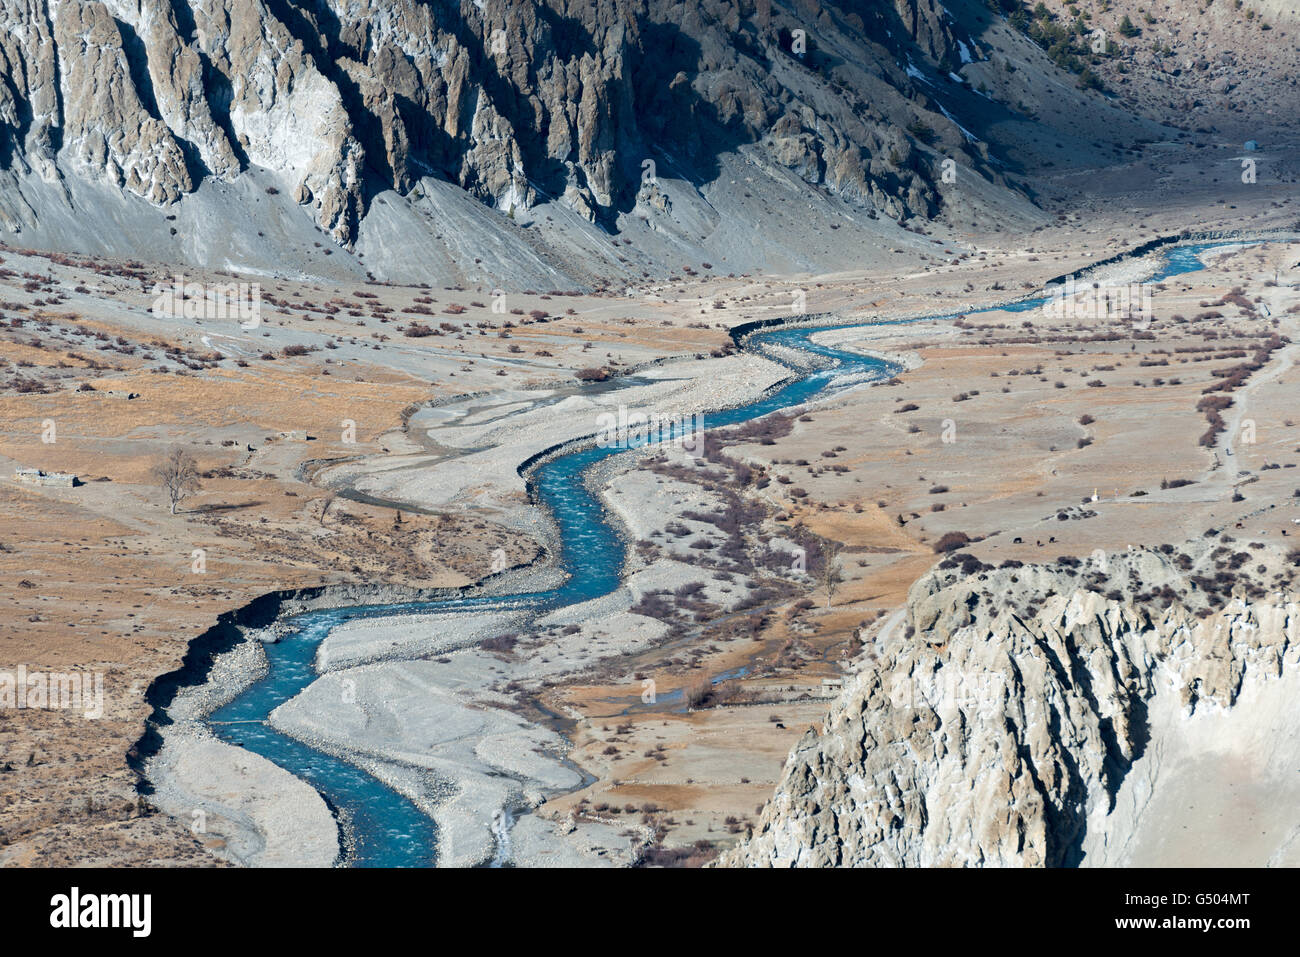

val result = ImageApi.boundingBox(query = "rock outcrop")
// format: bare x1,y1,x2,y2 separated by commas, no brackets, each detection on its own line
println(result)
0,0,1011,250
720,543,1300,867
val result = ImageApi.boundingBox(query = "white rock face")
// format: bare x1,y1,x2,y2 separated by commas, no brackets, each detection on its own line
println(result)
0,0,989,249
720,545,1300,867
54,1,193,205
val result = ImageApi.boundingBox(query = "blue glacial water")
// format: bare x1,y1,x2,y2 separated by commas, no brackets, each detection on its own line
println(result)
202,240,1225,867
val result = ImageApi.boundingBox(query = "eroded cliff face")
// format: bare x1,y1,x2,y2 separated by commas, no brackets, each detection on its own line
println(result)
0,0,994,247
719,545,1300,867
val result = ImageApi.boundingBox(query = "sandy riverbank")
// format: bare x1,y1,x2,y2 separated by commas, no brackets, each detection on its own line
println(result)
143,628,339,867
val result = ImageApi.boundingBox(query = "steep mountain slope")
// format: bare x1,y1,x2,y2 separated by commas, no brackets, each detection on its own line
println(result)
720,544,1300,867
1029,0,1300,137
0,0,1156,285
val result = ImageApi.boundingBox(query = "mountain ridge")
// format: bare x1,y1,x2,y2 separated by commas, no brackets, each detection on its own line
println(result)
0,0,1162,285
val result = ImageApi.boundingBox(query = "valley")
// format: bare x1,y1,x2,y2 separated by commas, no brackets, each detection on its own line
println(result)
0,0,1297,877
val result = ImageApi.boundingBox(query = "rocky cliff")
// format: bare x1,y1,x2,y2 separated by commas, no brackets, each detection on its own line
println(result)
719,543,1300,867
0,0,1146,281
1,0,985,232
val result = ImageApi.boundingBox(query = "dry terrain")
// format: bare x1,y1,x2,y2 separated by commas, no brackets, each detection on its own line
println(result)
2,135,1294,864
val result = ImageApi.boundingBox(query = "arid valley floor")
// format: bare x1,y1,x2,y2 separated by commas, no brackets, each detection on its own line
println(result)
3,137,1299,866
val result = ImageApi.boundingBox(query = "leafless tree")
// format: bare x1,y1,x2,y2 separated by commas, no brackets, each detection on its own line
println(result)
152,446,200,515
319,490,337,526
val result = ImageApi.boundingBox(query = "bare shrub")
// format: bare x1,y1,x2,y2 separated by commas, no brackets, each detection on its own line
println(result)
933,531,972,553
